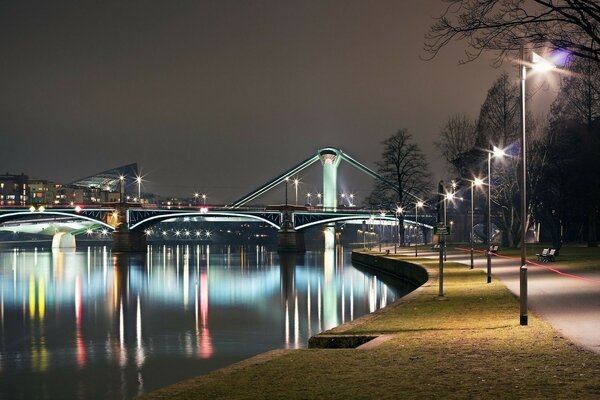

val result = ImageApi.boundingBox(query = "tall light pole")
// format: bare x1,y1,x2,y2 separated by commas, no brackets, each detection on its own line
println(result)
293,178,299,205
202,194,207,205
194,192,199,205
396,206,403,246
349,193,355,207
519,48,556,326
415,201,423,257
487,146,506,283
317,192,322,206
119,175,125,203
136,176,142,202
306,193,311,206
471,177,484,269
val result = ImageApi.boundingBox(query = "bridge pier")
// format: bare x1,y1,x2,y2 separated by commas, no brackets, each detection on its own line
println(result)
277,209,305,252
112,230,147,253
112,204,147,252
52,232,76,249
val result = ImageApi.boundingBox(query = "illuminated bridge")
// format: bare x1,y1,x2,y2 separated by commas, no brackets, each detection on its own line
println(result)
0,147,434,251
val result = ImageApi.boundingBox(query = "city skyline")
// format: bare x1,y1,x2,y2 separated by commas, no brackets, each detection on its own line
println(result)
0,1,557,203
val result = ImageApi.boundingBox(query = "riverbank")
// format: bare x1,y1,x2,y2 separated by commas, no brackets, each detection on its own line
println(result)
139,248,600,399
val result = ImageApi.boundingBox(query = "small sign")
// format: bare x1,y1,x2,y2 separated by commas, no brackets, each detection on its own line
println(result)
434,225,451,235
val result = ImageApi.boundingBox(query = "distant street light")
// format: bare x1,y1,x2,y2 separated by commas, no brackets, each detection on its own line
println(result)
293,178,299,205
487,146,506,283
202,194,207,205
119,175,125,203
415,201,424,257
317,192,322,205
349,193,355,207
306,192,312,206
136,176,142,202
471,177,484,269
395,206,403,245
519,48,557,326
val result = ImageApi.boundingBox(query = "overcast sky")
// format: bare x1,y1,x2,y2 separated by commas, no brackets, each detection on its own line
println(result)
1,1,553,204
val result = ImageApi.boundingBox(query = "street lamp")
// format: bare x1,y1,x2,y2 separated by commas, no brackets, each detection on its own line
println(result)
349,193,355,207
136,176,142,202
486,146,506,283
317,192,322,206
471,177,484,269
415,201,423,257
306,192,312,206
395,206,403,246
194,192,199,205
340,193,346,206
119,175,125,203
519,49,556,326
293,178,299,205
202,194,207,205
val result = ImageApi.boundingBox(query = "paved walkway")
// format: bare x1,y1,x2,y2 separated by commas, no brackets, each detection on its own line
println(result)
392,246,600,354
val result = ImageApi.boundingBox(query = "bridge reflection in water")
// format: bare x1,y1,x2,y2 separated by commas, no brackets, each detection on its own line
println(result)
0,244,414,399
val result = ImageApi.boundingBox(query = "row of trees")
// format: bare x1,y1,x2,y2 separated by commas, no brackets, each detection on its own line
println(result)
431,0,600,249
367,1,600,248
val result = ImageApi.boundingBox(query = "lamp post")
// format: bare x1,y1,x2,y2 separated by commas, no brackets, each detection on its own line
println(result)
317,192,322,206
306,193,311,206
471,177,484,269
136,176,142,202
119,175,125,203
486,146,506,283
396,206,403,246
519,48,556,326
293,178,299,205
415,201,423,257
194,192,199,205
202,194,207,205
444,192,453,261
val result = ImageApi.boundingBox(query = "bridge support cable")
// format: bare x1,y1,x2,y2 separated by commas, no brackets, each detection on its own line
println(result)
229,154,320,208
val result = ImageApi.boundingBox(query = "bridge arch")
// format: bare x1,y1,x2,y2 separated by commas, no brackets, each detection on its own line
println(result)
129,211,282,231
0,210,115,232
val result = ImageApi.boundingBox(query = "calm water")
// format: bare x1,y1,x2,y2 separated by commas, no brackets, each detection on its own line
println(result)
0,244,414,399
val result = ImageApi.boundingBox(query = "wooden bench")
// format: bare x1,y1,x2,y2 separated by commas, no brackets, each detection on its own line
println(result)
488,245,499,254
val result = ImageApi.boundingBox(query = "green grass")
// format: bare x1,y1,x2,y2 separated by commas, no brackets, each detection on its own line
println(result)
139,248,600,400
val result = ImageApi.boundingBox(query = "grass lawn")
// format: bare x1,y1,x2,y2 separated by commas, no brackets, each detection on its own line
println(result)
139,249,600,400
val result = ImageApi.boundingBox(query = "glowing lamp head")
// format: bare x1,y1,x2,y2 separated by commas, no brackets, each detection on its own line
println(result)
29,206,36,212
417,201,424,208
492,146,506,158
531,52,556,73
74,205,82,213
474,177,484,187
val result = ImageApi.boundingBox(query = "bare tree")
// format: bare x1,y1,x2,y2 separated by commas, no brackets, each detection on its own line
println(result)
476,72,520,148
367,129,433,245
425,0,600,65
435,113,478,175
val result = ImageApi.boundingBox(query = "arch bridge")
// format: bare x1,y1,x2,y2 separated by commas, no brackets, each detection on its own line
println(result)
0,147,432,251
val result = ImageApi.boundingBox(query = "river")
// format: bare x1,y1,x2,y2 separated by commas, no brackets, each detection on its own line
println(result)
0,244,414,399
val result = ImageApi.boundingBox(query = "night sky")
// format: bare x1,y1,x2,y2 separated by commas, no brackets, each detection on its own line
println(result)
1,1,534,204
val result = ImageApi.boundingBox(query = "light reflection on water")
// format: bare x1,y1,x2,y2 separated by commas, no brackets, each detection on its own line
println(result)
0,244,414,399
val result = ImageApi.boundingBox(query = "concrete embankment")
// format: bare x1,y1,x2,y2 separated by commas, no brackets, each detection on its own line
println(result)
350,250,428,288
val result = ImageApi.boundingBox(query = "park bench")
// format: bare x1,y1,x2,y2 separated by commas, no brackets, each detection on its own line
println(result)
536,248,556,262
488,245,499,254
